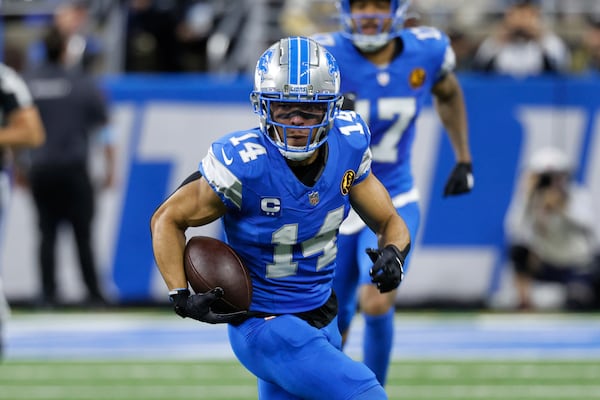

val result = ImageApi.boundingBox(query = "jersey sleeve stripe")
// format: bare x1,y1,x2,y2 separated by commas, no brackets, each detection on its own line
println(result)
357,147,372,180
200,148,243,209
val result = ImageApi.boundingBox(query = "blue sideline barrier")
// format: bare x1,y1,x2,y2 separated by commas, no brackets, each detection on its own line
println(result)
103,74,600,303
4,74,598,306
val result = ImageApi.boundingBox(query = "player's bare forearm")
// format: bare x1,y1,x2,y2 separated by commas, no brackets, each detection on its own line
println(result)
432,73,471,163
350,173,411,252
151,199,190,291
150,178,226,290
152,227,188,290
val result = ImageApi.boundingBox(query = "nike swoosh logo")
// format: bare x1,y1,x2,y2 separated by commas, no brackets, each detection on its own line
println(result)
221,148,233,165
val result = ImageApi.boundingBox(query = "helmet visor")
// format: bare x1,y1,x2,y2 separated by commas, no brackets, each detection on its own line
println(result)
266,99,330,154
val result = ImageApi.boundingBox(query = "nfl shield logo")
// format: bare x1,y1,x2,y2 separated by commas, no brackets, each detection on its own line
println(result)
377,71,390,87
308,191,320,206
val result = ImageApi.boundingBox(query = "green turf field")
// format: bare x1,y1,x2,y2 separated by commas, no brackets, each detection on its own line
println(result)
2,359,599,400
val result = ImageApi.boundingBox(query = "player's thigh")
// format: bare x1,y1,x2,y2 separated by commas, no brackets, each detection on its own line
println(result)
334,232,360,292
356,200,420,286
397,201,420,272
356,227,379,286
333,232,361,331
229,315,383,399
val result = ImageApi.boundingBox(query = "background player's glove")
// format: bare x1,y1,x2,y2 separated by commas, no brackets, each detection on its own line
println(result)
367,245,407,293
169,287,247,324
444,162,474,197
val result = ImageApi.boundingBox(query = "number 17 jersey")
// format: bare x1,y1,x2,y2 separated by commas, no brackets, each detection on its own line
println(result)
316,27,455,198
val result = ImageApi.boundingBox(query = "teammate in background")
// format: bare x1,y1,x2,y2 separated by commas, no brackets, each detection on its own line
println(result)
314,0,473,385
0,62,46,358
151,36,411,399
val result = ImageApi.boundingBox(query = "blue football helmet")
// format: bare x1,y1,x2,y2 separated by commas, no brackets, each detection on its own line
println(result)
338,0,412,52
251,36,343,161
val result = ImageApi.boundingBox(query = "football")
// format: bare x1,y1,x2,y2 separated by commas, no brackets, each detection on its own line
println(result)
183,236,252,313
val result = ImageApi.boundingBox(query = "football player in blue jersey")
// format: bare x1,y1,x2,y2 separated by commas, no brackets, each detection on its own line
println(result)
313,0,474,386
151,36,411,399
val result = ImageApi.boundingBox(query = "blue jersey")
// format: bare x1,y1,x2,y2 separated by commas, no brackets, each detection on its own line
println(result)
199,111,372,314
315,27,454,197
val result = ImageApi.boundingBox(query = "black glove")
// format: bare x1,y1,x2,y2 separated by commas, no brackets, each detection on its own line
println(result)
367,245,407,293
444,162,474,197
169,287,248,324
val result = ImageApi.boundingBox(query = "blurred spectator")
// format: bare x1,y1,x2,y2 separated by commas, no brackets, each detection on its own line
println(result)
175,1,213,71
448,26,478,72
279,0,339,37
581,15,600,74
504,147,598,311
472,0,570,77
28,0,104,73
0,62,46,357
23,26,115,309
124,0,182,72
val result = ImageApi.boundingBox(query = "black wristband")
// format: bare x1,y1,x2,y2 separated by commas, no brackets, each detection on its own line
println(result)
168,288,190,301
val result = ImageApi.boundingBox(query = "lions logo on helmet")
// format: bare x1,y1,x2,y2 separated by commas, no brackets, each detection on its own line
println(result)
338,0,412,52
250,36,343,162
325,51,340,79
256,49,273,82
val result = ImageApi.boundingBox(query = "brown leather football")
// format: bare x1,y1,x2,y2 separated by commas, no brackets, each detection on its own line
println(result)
183,236,252,313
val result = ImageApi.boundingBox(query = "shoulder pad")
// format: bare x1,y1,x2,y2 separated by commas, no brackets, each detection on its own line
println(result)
213,130,267,167
333,111,371,144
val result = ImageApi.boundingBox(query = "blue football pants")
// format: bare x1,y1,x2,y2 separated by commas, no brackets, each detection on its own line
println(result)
228,314,387,399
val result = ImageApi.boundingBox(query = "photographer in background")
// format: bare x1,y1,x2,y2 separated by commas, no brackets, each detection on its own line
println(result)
504,147,598,311
473,0,570,77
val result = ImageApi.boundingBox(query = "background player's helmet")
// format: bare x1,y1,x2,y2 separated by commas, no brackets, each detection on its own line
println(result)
251,36,343,161
338,0,411,52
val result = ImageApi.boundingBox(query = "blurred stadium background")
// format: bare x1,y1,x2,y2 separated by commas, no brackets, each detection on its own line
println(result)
1,0,599,310
2,1,600,398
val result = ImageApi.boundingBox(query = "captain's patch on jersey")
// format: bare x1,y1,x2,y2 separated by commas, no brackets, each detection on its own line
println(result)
260,197,281,217
340,170,356,195
409,68,426,89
